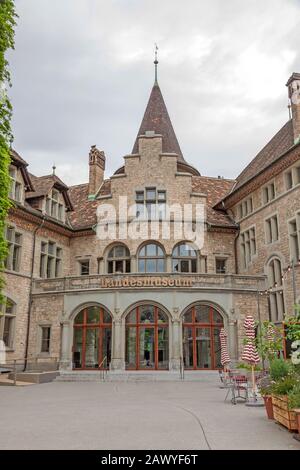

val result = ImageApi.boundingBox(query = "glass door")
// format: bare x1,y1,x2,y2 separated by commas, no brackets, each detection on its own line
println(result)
139,328,155,369
85,328,99,369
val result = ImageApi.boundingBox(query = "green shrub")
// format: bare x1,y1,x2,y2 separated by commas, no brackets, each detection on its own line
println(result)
269,358,290,381
271,376,297,395
288,383,300,410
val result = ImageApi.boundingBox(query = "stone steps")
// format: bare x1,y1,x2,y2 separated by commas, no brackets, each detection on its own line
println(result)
55,370,218,383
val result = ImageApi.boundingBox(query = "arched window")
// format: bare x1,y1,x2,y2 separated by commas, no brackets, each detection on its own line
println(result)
268,258,285,322
182,303,223,370
73,305,112,369
0,298,16,348
138,243,165,273
107,245,130,274
125,304,169,370
172,243,197,273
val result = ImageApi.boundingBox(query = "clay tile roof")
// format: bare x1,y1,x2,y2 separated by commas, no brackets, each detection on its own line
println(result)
232,120,294,192
192,176,236,227
68,180,111,230
26,173,73,211
10,149,28,166
10,149,35,191
132,83,185,161
68,183,98,230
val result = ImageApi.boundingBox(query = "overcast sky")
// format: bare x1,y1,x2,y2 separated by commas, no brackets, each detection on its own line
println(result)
8,0,300,186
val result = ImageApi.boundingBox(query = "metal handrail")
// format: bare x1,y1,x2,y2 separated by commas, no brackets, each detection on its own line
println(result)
98,356,108,382
0,356,59,386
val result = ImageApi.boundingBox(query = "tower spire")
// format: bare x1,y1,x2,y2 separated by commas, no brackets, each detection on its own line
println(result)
154,43,158,85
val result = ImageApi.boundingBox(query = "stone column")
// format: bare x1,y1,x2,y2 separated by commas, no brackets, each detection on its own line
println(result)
131,255,137,273
59,320,72,370
170,308,181,371
98,257,104,274
166,254,172,273
110,317,125,371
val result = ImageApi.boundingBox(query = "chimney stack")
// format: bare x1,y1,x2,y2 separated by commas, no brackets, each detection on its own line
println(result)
88,145,105,198
286,73,300,144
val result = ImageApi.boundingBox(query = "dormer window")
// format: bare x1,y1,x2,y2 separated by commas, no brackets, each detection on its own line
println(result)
9,166,22,202
46,189,65,222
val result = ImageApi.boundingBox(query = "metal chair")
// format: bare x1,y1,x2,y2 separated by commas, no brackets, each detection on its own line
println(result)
224,374,249,404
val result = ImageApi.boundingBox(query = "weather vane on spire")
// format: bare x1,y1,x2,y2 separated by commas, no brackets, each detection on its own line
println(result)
154,43,158,84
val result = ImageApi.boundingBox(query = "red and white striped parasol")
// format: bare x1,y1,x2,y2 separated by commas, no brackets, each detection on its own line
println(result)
241,315,260,399
220,328,230,368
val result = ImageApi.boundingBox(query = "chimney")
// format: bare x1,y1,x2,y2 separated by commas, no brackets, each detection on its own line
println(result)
286,73,300,144
88,145,105,198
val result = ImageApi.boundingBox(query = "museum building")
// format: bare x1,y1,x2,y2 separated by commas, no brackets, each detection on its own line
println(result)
1,68,300,373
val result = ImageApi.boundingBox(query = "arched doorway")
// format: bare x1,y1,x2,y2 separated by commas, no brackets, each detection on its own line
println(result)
73,305,112,369
182,303,223,370
125,304,169,370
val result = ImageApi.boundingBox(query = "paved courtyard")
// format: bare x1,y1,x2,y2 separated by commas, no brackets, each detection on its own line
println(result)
1,375,300,450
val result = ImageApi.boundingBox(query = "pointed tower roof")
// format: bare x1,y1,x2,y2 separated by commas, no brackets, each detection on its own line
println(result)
132,82,185,161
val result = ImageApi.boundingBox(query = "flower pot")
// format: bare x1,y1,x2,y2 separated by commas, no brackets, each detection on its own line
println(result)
263,395,274,420
294,409,300,435
272,395,298,431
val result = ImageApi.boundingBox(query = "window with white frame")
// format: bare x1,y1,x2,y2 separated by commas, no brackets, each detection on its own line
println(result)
78,260,90,276
135,188,166,220
215,258,227,274
0,298,16,349
237,197,253,220
40,241,62,278
240,227,256,267
265,215,279,244
289,216,300,262
45,189,65,222
268,258,285,322
107,245,130,274
172,243,197,273
138,243,165,273
4,226,22,272
9,166,22,202
40,326,51,353
262,182,275,205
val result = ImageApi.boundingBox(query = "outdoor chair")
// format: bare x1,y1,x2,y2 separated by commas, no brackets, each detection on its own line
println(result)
224,374,249,404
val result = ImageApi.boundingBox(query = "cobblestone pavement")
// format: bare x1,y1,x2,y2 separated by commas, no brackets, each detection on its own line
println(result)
1,376,300,450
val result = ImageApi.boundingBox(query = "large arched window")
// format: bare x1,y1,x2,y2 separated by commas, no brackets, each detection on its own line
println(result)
172,243,197,273
268,258,285,322
0,298,16,349
107,245,130,274
73,305,112,369
182,303,223,370
138,243,165,273
125,304,169,370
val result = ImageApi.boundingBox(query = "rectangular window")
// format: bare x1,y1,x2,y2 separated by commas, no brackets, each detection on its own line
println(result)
135,188,166,220
237,197,253,220
265,215,279,244
79,260,90,276
46,189,65,221
9,166,22,202
289,219,300,262
241,227,256,268
41,326,51,353
4,226,22,272
262,182,275,205
216,258,226,274
285,170,293,190
39,241,63,278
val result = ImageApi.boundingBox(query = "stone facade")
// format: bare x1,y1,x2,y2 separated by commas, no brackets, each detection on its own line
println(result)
1,73,300,373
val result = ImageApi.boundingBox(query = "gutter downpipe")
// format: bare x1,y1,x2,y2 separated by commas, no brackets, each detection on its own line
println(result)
23,215,45,371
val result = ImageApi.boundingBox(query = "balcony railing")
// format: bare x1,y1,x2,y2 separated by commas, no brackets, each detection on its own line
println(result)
32,273,266,295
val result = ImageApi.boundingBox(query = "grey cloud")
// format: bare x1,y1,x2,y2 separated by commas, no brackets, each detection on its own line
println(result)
8,0,300,185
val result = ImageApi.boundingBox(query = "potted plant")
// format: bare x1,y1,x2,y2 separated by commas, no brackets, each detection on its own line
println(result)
270,360,299,431
287,384,300,439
